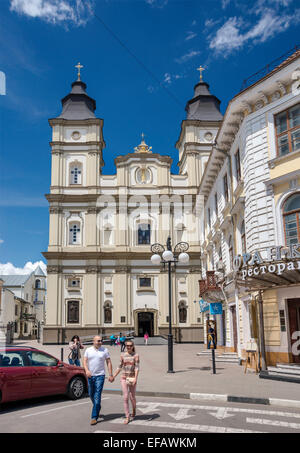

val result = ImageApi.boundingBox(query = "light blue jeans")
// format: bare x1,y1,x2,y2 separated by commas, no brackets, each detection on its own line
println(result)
68,358,81,366
88,375,105,420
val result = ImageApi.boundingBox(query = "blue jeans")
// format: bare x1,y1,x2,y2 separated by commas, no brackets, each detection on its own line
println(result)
68,358,81,366
88,375,105,420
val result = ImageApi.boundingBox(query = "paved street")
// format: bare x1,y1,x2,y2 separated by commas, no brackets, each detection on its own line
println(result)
16,340,300,402
1,393,300,433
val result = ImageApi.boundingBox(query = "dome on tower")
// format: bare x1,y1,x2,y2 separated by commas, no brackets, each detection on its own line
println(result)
185,71,223,122
57,79,96,120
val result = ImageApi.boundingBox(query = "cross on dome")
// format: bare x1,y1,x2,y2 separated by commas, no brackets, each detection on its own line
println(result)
197,65,205,81
75,62,83,81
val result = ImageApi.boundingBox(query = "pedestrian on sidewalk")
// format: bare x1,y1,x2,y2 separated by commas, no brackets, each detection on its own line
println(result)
110,334,116,346
120,333,126,352
83,335,114,425
144,332,149,346
68,335,84,366
112,340,139,425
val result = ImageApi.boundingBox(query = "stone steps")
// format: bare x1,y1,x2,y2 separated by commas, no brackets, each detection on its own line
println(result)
260,363,300,383
267,365,300,376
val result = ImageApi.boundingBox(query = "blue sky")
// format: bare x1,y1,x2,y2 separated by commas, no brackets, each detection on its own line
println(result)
0,0,300,271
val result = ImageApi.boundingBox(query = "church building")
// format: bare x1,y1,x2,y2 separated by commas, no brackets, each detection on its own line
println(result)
43,66,223,344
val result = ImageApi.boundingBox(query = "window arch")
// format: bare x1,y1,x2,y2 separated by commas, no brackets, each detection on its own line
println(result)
179,301,187,324
35,279,41,289
283,193,300,245
69,222,81,245
104,301,112,324
69,162,82,185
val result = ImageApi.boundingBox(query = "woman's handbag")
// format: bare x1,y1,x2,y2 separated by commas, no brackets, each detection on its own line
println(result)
126,377,135,386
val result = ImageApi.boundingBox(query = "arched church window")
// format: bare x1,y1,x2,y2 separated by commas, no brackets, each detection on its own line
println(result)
283,193,300,245
179,301,187,323
70,163,82,185
35,279,41,289
104,302,112,324
69,223,81,245
138,223,151,245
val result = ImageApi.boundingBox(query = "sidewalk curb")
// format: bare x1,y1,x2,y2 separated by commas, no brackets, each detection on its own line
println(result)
103,389,300,409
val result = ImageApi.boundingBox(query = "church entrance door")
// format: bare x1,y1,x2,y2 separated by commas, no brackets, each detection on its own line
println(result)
138,312,154,337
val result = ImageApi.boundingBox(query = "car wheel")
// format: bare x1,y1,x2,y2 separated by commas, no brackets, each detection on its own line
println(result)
67,376,85,400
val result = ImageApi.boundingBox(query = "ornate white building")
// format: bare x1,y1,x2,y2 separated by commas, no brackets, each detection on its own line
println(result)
43,70,223,344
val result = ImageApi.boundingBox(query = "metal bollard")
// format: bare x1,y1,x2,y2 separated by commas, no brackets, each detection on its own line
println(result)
61,347,64,363
212,348,216,374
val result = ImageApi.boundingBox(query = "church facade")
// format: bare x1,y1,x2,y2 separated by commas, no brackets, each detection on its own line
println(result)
43,70,223,344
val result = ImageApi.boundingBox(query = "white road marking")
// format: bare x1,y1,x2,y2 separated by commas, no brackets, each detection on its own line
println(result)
138,403,161,414
168,408,194,421
247,418,300,430
209,407,235,420
20,397,109,419
137,402,300,419
110,417,265,433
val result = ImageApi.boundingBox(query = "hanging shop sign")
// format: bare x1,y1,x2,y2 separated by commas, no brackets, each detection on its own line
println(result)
209,302,223,315
199,299,209,312
233,244,300,280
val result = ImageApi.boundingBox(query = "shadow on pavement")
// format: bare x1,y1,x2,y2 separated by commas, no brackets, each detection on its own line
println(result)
0,394,89,415
102,413,160,422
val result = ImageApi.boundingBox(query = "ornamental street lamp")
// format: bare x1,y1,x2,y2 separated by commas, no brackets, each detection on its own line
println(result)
151,236,189,373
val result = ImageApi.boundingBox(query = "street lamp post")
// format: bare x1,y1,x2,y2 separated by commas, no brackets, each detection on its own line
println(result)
151,236,189,373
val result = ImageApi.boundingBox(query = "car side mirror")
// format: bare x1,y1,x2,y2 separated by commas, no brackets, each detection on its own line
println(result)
57,362,64,368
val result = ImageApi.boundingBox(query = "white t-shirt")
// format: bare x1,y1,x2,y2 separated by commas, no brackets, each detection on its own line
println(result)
84,346,110,376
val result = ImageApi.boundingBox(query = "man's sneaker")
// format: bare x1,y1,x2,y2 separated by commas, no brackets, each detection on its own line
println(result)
90,419,97,425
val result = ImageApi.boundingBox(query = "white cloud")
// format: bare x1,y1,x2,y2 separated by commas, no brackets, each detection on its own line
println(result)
0,261,47,275
9,0,94,26
164,73,171,84
0,240,4,245
185,31,197,41
163,72,184,85
209,8,300,55
221,0,231,9
175,50,201,64
205,18,220,29
145,0,168,8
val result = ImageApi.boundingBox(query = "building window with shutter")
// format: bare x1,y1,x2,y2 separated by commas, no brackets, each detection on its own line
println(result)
275,104,300,156
283,193,300,245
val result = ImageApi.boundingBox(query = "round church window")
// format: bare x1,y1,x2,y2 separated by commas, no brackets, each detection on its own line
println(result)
72,131,81,141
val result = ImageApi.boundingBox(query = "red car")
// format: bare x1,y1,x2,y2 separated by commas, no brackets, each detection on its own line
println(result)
0,346,87,404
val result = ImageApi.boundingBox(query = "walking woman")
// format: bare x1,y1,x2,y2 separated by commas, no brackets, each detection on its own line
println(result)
68,335,84,366
112,340,139,424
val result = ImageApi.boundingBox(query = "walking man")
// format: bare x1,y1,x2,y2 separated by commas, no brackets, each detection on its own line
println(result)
83,336,114,425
